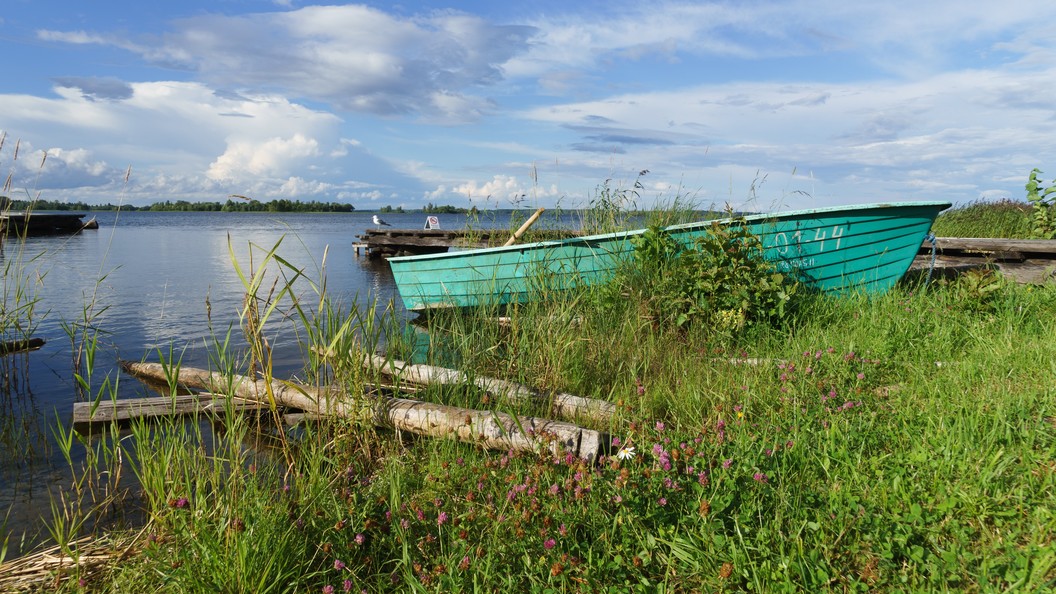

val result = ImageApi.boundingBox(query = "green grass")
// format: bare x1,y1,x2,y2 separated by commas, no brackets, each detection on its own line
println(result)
931,200,1034,238
19,198,1056,592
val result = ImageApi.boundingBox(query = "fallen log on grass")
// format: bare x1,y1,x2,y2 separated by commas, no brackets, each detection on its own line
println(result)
120,361,602,461
364,354,616,426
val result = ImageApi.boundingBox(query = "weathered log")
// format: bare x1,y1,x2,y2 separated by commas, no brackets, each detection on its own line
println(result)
364,354,615,426
120,361,602,460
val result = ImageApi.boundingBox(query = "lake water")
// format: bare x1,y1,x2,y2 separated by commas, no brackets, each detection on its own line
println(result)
0,209,554,554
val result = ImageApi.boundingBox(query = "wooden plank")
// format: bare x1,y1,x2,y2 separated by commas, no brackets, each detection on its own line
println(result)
908,254,1056,284
72,393,266,431
922,237,1056,255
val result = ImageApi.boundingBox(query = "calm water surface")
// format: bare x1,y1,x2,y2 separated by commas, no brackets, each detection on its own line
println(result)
0,209,528,553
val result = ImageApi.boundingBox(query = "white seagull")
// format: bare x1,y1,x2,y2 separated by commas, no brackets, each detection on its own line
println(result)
373,214,391,227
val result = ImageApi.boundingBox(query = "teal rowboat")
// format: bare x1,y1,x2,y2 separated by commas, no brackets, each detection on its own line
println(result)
388,201,951,311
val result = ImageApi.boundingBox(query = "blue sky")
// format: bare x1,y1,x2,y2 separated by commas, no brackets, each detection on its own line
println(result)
2,0,1055,210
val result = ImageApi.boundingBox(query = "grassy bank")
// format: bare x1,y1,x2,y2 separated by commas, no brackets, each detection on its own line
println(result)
8,202,1056,592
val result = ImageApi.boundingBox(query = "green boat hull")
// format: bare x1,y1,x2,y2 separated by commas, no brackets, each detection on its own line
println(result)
388,201,952,311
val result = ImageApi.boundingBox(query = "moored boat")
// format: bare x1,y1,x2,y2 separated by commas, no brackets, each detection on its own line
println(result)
388,201,952,311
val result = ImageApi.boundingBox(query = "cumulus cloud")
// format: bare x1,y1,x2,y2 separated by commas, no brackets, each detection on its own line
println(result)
207,134,321,182
434,174,559,205
0,79,433,204
1,142,118,191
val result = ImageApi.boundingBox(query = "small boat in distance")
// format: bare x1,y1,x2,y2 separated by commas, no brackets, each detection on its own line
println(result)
387,201,952,312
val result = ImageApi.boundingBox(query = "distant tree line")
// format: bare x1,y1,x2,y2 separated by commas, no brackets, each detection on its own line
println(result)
1,196,479,215
0,197,357,213
422,203,469,214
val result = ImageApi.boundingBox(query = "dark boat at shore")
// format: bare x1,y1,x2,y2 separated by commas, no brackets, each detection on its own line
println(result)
0,212,97,236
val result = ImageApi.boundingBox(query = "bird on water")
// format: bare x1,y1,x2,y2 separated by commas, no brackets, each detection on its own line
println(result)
373,214,391,227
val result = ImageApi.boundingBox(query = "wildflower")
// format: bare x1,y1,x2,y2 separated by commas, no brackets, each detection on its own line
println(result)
323,586,335,594
544,538,556,550
459,556,471,571
611,436,621,447
169,497,189,509
354,533,365,546
343,581,353,592
658,497,668,506
559,523,568,537
334,560,346,571
611,444,634,461
753,472,768,483
857,372,865,380
722,458,733,469
655,421,665,432
437,512,449,526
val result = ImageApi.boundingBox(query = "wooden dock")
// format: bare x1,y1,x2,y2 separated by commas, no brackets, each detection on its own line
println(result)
354,228,581,258
912,237,1056,284
1,212,97,237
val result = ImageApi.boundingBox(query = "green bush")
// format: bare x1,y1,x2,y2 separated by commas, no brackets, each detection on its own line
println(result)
1026,168,1056,239
603,220,797,333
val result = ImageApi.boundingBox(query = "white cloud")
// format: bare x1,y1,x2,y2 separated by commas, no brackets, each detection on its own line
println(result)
437,174,560,205
207,134,321,182
54,5,538,122
12,1,1056,208
277,176,334,197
